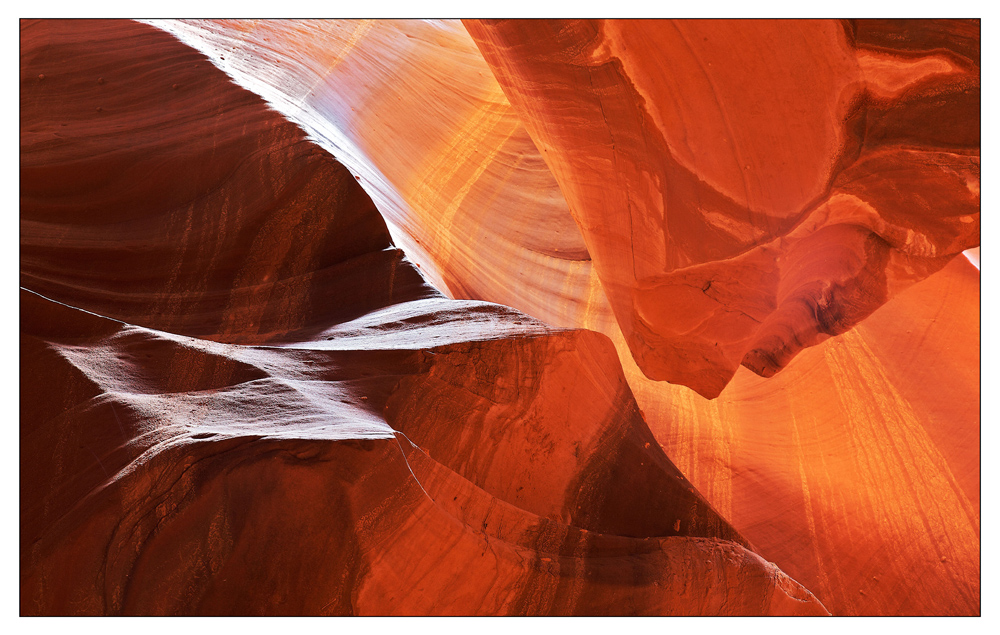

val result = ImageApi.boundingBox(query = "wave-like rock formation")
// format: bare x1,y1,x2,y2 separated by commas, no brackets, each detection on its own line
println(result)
142,19,982,616
21,19,831,616
149,18,617,335
466,18,980,398
649,254,980,615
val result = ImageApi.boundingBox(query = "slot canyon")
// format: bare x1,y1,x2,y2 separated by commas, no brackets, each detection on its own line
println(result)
20,18,980,616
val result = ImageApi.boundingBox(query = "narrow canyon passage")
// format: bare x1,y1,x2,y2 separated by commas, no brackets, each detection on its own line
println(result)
20,18,978,616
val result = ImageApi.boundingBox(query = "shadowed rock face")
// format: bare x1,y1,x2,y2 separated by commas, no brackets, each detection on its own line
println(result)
136,20,979,617
20,20,829,616
20,18,980,617
464,18,979,399
20,19,437,343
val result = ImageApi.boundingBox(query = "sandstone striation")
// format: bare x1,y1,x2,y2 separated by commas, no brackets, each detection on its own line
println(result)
149,19,615,335
20,17,979,617
465,19,980,399
20,19,829,616
643,254,981,616
144,18,981,616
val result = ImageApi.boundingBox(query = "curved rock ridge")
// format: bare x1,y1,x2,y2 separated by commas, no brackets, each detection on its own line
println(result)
19,20,828,616
143,19,981,615
641,254,980,616
24,289,830,616
147,19,617,335
21,19,437,344
465,18,980,398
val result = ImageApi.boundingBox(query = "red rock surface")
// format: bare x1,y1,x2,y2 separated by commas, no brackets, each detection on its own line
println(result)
20,19,830,616
21,18,979,617
645,254,980,615
149,19,616,335
147,19,980,616
465,19,980,399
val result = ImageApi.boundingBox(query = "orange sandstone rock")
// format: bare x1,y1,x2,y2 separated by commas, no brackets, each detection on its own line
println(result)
120,18,978,615
20,17,979,617
149,19,615,334
464,18,980,398
637,255,980,616
20,19,826,616
24,288,828,615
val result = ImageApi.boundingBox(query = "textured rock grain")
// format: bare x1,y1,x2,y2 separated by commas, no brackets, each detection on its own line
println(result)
153,19,980,615
465,18,980,398
20,19,827,616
